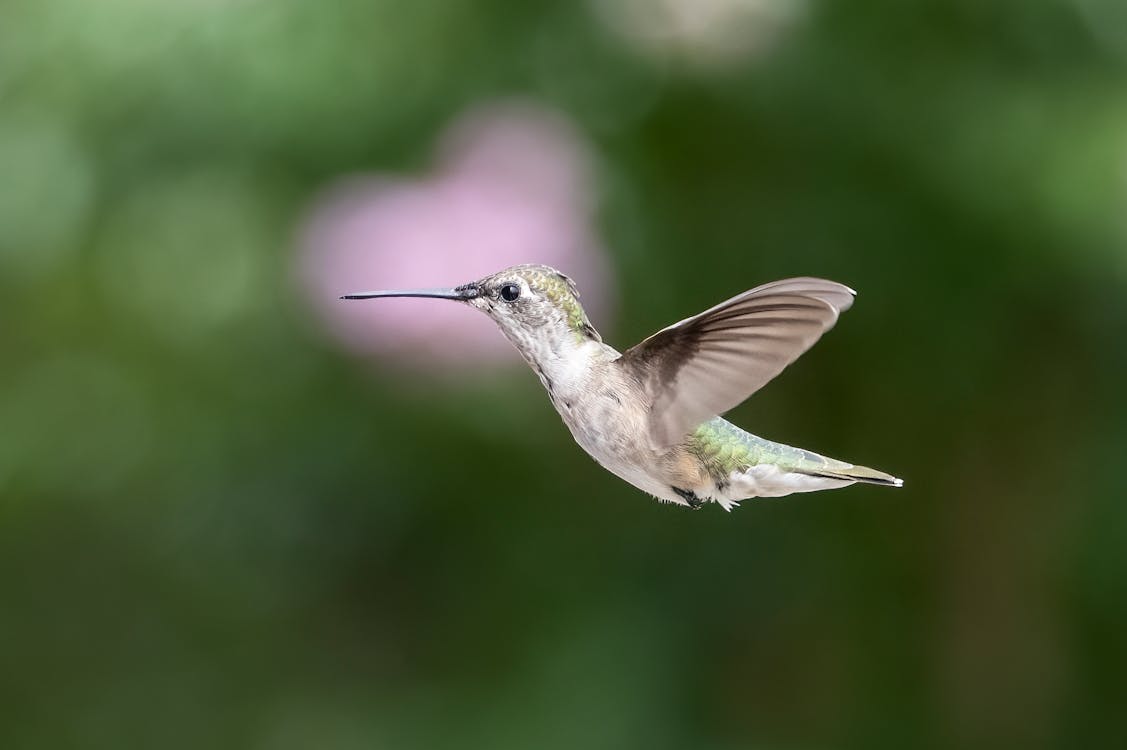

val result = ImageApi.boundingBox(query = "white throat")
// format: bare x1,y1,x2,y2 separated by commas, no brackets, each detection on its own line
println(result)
503,321,608,401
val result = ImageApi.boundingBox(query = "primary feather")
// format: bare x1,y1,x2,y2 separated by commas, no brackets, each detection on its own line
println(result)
618,277,856,448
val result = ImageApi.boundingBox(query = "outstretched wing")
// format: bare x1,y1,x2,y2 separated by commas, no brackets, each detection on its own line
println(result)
617,277,855,448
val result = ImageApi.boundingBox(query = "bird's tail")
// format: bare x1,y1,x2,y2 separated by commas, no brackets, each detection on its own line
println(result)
804,462,903,487
702,421,903,491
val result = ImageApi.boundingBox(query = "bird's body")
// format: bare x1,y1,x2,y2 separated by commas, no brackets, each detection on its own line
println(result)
344,264,901,510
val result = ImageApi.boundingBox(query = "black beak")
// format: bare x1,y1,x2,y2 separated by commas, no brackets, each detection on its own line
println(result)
340,285,479,301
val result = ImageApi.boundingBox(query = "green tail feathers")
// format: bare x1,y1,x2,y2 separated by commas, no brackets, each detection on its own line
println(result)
690,418,903,488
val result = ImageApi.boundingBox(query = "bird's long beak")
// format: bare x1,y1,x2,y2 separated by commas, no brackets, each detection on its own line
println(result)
340,285,479,301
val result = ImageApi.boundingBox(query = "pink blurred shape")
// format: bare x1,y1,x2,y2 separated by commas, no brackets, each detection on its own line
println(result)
297,101,614,373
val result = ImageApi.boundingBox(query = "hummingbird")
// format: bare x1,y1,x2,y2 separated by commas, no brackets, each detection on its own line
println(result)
343,265,902,510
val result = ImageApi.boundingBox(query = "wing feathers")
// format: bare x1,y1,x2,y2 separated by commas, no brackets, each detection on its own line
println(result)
619,277,855,448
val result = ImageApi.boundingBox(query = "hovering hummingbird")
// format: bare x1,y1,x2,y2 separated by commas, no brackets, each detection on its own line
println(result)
343,265,901,510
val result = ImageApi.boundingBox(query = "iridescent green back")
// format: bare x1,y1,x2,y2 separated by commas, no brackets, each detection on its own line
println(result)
687,417,848,478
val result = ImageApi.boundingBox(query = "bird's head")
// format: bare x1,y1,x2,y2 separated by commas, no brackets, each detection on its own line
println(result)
342,264,600,356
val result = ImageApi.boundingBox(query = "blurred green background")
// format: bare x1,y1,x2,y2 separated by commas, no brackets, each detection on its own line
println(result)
3,0,1127,748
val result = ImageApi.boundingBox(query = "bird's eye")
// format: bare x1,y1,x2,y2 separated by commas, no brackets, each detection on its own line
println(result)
500,283,521,302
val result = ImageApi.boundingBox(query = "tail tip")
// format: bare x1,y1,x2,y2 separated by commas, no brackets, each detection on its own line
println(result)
842,465,904,487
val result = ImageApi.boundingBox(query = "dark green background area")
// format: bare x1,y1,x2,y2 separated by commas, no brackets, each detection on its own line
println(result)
2,1,1126,748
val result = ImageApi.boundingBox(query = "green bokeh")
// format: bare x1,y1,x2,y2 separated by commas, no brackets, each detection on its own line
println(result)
2,1,1126,748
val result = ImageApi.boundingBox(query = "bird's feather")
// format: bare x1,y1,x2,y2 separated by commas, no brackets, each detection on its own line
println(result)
618,277,855,448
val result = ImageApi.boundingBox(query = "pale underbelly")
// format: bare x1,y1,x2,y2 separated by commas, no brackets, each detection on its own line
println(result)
558,395,852,510
575,426,853,510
